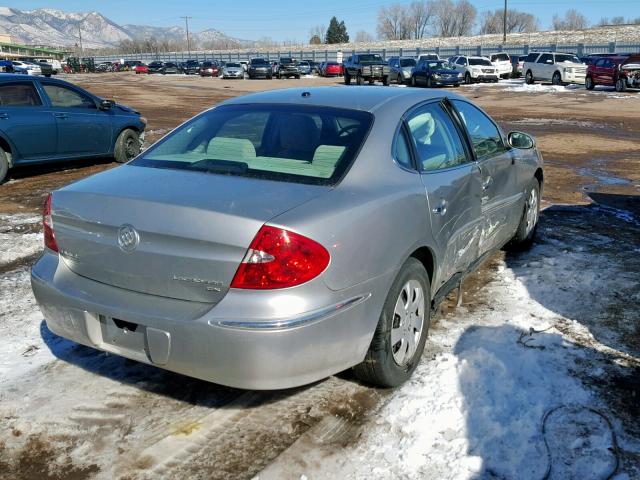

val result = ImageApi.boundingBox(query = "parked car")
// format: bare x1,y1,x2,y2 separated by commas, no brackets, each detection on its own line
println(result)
416,53,440,63
147,61,164,74
134,64,149,74
511,55,527,77
450,56,499,84
35,58,62,73
221,62,245,79
343,54,390,85
0,74,146,183
411,60,462,88
388,57,416,85
12,61,41,76
321,61,343,77
181,60,201,75
248,58,273,79
161,62,179,75
277,57,301,79
35,61,54,77
298,61,312,75
123,60,143,71
199,61,220,77
524,52,586,85
31,86,543,390
304,60,320,74
489,53,512,78
586,54,640,92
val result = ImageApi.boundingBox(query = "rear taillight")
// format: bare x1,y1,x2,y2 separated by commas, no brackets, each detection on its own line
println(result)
230,226,330,290
43,193,58,252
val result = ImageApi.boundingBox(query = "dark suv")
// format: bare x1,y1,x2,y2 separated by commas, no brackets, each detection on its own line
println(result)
343,54,390,85
277,58,300,79
248,58,273,79
181,60,201,75
586,55,640,92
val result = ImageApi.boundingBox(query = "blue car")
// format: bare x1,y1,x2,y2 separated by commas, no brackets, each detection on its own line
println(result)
0,74,146,183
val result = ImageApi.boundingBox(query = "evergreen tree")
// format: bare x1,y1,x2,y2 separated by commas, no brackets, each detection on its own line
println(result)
325,16,349,43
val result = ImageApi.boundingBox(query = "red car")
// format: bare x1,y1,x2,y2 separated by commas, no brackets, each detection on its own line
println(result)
322,62,343,77
199,61,219,77
134,64,148,74
586,54,640,92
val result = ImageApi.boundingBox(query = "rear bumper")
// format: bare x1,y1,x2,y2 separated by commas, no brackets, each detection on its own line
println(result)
31,251,387,390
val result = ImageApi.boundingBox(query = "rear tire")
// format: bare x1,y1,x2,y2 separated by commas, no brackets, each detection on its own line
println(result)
353,257,430,388
506,179,540,251
586,76,595,90
344,72,351,85
383,75,389,86
0,149,8,184
114,129,141,164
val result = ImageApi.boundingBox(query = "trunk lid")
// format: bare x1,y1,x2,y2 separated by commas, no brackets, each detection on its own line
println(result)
52,165,328,304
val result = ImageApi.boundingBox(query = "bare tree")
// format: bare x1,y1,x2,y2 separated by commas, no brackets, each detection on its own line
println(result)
552,9,589,31
408,0,435,39
432,0,476,37
610,16,626,25
309,25,326,43
355,30,374,43
598,17,610,27
376,4,412,40
479,9,538,34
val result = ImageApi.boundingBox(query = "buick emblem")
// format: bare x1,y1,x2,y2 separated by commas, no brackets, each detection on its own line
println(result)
117,224,140,253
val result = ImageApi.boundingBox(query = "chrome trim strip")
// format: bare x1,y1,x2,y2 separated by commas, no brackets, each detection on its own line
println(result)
210,294,371,330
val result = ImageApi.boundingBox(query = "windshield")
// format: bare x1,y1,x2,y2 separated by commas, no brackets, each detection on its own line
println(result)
358,54,383,64
469,58,492,66
428,61,454,70
280,58,295,64
400,59,416,67
132,104,373,186
555,54,581,64
491,54,510,62
251,59,268,65
226,63,241,68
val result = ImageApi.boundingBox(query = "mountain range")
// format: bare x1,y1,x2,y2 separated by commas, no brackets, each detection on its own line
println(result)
0,6,249,49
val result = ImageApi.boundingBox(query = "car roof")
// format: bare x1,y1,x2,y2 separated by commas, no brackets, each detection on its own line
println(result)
220,86,464,114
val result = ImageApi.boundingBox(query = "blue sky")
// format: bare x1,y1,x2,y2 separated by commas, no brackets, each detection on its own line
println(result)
13,0,639,42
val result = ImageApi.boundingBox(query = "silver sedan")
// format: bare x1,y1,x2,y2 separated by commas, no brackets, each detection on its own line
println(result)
31,87,543,390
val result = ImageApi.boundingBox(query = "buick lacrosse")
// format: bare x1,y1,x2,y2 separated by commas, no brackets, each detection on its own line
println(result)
31,87,543,389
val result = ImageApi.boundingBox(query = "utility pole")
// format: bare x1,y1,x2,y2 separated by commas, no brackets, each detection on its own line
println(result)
502,0,507,44
78,24,84,56
181,16,193,59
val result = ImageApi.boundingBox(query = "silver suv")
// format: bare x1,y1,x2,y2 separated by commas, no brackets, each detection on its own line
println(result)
451,56,499,84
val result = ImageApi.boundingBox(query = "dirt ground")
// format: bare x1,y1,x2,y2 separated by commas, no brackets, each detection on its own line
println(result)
0,73,638,480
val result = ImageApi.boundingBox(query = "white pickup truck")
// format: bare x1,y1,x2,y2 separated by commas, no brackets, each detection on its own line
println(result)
524,52,587,85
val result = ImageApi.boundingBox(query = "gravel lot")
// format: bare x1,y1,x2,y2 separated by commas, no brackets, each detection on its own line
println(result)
0,72,638,480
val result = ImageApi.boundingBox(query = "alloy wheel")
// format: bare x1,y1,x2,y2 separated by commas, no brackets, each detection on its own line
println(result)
525,187,539,236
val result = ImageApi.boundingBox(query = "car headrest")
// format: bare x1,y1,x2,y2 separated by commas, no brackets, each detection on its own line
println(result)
206,137,256,160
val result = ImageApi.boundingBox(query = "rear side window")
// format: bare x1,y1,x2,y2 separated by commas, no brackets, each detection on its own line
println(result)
133,104,373,186
393,128,413,170
406,103,467,172
537,54,553,64
452,100,505,160
0,83,42,106
42,84,95,108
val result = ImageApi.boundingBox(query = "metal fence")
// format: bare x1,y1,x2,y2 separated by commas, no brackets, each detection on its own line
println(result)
94,41,640,64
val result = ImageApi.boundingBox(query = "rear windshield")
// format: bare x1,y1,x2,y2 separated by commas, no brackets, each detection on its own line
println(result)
132,104,373,186
469,58,492,66
400,59,416,67
491,53,510,61
358,54,383,63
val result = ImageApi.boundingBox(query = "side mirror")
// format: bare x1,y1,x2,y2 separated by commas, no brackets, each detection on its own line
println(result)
508,131,535,150
99,99,114,110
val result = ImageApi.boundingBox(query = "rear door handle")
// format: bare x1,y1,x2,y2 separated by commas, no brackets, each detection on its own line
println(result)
54,113,68,119
432,199,448,216
0,113,8,119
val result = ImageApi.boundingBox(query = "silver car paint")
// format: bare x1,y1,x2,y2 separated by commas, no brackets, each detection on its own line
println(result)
31,87,543,389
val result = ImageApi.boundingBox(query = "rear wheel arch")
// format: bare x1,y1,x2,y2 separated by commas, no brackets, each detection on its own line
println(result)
410,246,436,288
